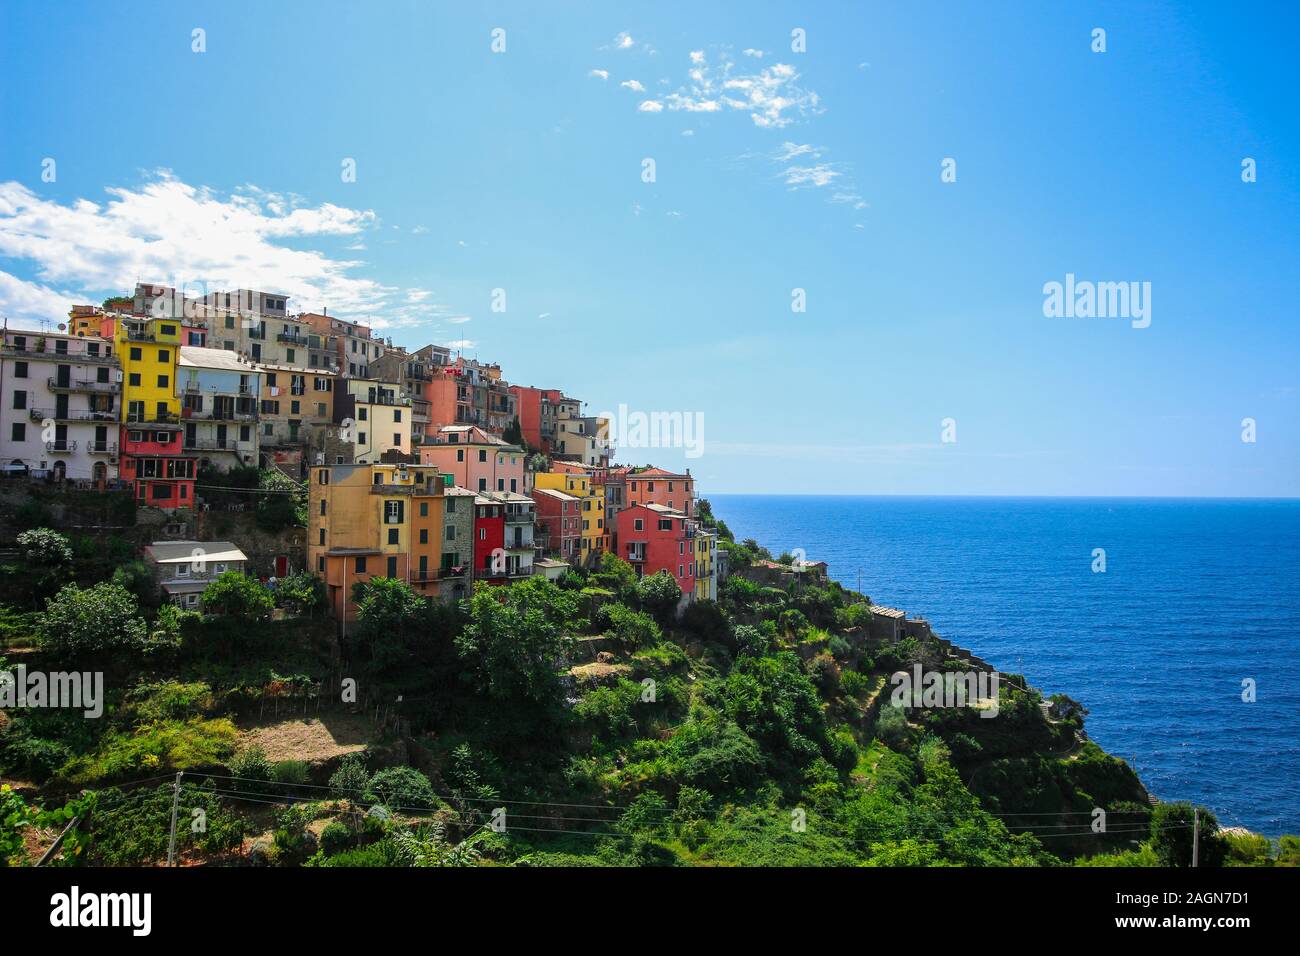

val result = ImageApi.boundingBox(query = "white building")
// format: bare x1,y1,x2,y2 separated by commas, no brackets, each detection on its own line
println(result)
178,347,261,471
0,329,121,482
144,539,250,609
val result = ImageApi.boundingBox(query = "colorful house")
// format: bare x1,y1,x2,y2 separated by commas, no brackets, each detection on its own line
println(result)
178,347,260,471
615,503,696,599
622,466,695,518
0,329,120,483
421,425,525,495
307,461,456,621
119,424,195,508
531,486,582,562
533,468,608,565
472,494,507,582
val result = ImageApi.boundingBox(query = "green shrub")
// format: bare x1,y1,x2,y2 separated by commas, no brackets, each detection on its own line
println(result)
329,753,369,801
365,766,439,812
320,820,354,855
271,760,310,786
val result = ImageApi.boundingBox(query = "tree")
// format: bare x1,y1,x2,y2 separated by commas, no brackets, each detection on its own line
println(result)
1151,802,1225,867
637,570,682,626
38,582,148,658
502,416,525,450
392,820,486,867
15,528,72,605
201,572,274,621
277,571,326,617
455,577,577,706
112,560,161,608
352,577,430,670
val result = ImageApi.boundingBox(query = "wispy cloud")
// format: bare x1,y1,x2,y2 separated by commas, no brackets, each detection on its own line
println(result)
588,68,609,80
620,79,645,92
610,47,820,129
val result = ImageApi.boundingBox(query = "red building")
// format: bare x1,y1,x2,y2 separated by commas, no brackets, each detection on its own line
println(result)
621,467,695,518
473,494,506,582
532,487,582,563
615,502,696,597
119,424,196,508
508,385,564,452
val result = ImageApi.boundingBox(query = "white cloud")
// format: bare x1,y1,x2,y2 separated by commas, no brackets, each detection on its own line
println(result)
611,48,819,129
589,68,609,80
783,164,840,188
773,141,819,162
0,173,461,332
410,225,429,234
446,339,476,350
620,79,645,92
638,100,664,112
681,129,695,137
743,48,765,58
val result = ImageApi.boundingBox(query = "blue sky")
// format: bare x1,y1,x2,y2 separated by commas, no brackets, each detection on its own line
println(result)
1,1,1297,496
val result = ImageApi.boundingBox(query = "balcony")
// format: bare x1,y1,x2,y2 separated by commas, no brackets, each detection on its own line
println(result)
184,438,242,451
125,412,181,426
86,441,118,455
276,332,306,344
29,408,119,424
124,328,156,342
45,440,77,453
48,376,120,394
1,343,116,363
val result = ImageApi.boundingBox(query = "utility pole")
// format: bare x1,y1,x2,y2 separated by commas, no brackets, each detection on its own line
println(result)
166,771,183,867
1192,807,1199,868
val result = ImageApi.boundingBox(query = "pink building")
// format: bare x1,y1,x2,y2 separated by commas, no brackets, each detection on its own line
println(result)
420,424,525,495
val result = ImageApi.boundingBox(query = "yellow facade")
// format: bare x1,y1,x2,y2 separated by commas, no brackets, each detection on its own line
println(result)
308,461,448,620
115,317,182,423
534,471,607,563
694,530,717,601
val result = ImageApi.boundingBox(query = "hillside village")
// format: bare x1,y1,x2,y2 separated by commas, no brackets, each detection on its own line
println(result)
0,284,725,612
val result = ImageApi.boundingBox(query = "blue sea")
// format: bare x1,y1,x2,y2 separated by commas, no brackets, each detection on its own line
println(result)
710,495,1300,837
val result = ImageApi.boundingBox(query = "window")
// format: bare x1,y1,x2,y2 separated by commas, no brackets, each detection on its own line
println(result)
659,519,672,531
13,361,26,378
225,316,235,329
384,500,404,524
12,390,25,410
497,479,504,491
386,556,398,578
317,556,326,572
10,423,24,441
678,565,684,577
358,407,367,421
319,499,327,515
456,449,464,462
634,518,644,531
318,470,329,485
291,401,300,414
445,496,457,514
478,528,486,541
160,326,175,338
130,347,142,361
266,373,278,387
393,433,401,447
286,349,295,363
419,502,428,517
129,373,141,386
477,478,487,491
445,525,456,541
358,431,366,445
394,410,401,423
319,528,326,545
354,556,366,573
387,528,399,544
419,529,428,544
157,349,169,362
157,374,168,388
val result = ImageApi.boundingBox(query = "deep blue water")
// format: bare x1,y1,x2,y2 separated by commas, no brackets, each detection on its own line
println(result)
710,495,1300,836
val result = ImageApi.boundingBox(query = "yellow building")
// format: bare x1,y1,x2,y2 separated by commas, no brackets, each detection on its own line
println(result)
694,528,718,602
113,316,182,424
343,379,412,463
308,461,456,622
534,469,608,564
